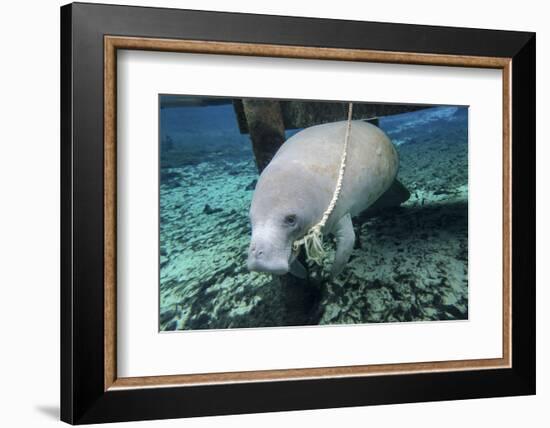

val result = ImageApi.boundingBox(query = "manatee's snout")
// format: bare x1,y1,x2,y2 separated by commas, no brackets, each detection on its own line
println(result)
247,233,290,276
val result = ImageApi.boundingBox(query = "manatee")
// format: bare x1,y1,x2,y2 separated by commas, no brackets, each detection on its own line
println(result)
247,120,408,278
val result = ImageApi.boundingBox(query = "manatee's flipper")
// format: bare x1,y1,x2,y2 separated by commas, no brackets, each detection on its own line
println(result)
331,213,355,277
289,258,307,279
369,179,410,211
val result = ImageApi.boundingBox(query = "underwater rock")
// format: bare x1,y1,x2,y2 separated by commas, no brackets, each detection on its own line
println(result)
203,204,223,215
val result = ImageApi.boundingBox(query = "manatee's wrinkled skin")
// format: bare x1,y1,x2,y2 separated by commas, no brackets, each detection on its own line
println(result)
247,120,399,277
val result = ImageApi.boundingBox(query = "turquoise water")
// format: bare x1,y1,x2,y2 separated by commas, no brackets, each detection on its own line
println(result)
159,97,468,331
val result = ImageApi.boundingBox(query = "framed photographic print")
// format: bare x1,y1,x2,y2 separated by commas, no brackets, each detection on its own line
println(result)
60,2,536,424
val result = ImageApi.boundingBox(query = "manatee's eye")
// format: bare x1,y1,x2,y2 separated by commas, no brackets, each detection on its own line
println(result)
284,214,297,227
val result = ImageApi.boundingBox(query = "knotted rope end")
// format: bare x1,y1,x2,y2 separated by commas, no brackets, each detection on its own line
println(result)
292,225,326,265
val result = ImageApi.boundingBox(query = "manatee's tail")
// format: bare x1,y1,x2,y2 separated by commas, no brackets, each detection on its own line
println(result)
368,179,410,211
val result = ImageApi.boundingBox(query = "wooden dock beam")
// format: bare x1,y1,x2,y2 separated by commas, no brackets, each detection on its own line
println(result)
242,99,286,173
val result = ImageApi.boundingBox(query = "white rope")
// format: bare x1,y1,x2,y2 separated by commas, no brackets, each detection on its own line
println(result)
292,102,353,264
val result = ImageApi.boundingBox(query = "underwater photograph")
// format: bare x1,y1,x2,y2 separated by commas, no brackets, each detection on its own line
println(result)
159,95,469,331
